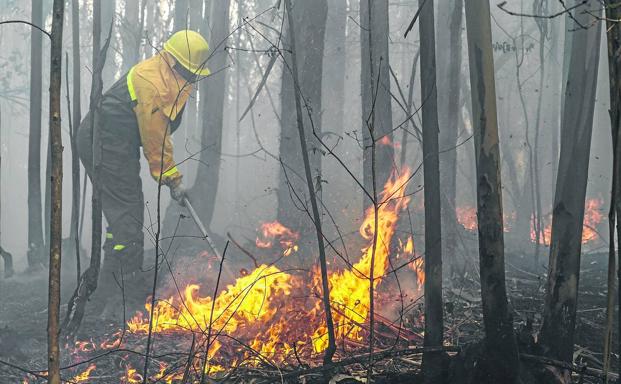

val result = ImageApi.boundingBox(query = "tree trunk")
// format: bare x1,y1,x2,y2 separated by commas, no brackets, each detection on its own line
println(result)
323,0,347,138
174,0,190,31
539,2,602,374
418,1,443,382
101,0,116,86
121,0,140,72
464,1,520,382
47,2,65,383
70,0,82,281
28,0,44,269
276,0,328,260
436,0,463,277
604,1,621,379
89,0,103,307
283,0,336,365
190,0,230,230
360,0,394,198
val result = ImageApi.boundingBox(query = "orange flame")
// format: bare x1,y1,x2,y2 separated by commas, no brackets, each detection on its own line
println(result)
128,168,412,367
456,206,514,232
398,236,425,287
71,364,96,383
100,331,122,349
312,169,411,351
124,366,142,384
531,198,603,245
256,221,300,256
456,206,478,231
74,340,96,353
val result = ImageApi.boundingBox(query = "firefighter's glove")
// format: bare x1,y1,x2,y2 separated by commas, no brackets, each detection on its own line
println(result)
169,183,187,206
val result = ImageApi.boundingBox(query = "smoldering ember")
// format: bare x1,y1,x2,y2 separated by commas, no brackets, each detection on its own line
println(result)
0,1,620,384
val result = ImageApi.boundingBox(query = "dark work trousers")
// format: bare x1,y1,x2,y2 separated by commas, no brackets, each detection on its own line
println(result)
77,110,145,295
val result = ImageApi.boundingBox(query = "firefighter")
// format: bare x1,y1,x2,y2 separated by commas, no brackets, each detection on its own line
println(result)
77,30,210,315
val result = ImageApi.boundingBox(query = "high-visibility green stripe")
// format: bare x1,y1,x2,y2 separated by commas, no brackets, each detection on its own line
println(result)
106,233,113,239
127,66,137,102
113,244,126,251
162,166,179,177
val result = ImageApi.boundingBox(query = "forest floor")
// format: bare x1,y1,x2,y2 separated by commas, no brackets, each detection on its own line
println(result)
0,243,616,383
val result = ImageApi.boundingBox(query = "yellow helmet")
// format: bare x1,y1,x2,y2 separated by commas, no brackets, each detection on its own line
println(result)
163,30,211,76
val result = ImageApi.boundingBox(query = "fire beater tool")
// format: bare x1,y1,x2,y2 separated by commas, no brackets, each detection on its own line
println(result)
183,197,224,262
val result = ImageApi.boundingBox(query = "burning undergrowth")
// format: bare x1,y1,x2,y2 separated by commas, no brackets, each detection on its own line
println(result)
455,198,605,247
19,168,423,383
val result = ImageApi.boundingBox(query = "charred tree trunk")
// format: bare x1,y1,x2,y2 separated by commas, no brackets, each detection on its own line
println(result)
418,1,443,382
47,2,65,382
436,0,463,278
464,1,520,382
70,0,82,282
276,0,328,259
539,3,601,376
28,0,44,269
360,0,394,197
604,1,621,378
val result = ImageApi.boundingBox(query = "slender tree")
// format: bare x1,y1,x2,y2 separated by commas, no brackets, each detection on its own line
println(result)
465,1,520,382
190,0,231,229
27,0,44,269
70,0,82,282
121,0,141,73
276,0,328,259
539,3,602,376
101,0,116,86
323,0,347,138
418,1,443,382
603,2,621,380
283,0,336,365
436,0,463,277
360,0,394,194
174,0,190,31
47,1,65,382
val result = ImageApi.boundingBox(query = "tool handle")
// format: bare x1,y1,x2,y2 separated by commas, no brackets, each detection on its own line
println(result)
183,197,223,260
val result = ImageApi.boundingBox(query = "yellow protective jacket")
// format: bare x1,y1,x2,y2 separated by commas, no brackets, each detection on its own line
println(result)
127,51,193,186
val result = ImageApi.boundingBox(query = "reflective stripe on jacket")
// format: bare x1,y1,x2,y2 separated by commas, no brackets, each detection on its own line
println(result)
127,51,193,186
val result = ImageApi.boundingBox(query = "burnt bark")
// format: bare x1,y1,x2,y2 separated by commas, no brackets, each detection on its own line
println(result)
539,2,601,373
47,2,65,382
276,0,328,260
464,1,520,382
360,0,394,197
27,0,44,269
418,0,443,382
